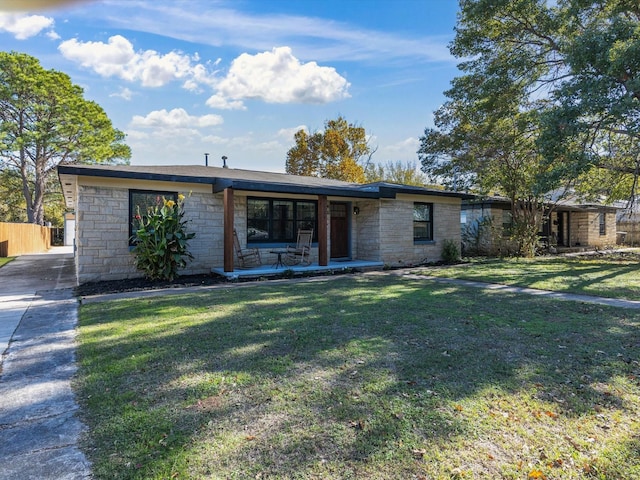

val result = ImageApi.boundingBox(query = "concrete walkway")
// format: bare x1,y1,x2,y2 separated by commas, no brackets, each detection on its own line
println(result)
0,247,91,480
394,271,640,310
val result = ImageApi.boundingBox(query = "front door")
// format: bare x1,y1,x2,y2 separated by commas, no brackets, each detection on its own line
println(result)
557,211,570,247
330,202,350,259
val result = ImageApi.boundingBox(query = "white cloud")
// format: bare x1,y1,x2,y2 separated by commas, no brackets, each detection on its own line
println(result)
58,34,215,88
95,2,454,64
130,108,223,129
0,13,54,39
205,93,247,111
206,47,350,109
277,125,308,141
380,137,421,160
109,87,134,101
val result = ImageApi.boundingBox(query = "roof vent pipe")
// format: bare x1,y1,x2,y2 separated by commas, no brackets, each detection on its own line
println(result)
204,153,209,167
222,155,228,168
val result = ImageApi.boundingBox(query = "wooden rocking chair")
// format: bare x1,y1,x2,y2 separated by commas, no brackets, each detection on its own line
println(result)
233,229,262,268
284,229,313,266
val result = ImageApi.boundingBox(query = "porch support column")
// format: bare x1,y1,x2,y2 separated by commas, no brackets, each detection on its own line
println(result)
318,195,328,266
223,187,234,272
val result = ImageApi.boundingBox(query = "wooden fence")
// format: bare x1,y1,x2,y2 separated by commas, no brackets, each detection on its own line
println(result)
0,222,51,257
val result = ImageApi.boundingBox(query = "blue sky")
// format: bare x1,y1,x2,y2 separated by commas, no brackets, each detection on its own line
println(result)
0,0,461,173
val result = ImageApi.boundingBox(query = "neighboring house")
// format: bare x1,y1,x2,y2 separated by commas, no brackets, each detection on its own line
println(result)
58,164,468,285
462,193,619,254
616,199,640,246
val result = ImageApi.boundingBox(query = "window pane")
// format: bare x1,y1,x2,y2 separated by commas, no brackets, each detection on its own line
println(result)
273,201,293,220
414,222,430,239
247,197,317,242
413,202,433,241
248,199,269,219
413,204,430,221
247,220,269,240
297,202,316,221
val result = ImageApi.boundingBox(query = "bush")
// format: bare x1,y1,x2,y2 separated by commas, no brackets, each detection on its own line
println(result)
441,238,461,264
131,194,195,281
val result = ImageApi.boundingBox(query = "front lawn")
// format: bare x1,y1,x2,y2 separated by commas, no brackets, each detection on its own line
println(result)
419,251,640,301
76,275,640,479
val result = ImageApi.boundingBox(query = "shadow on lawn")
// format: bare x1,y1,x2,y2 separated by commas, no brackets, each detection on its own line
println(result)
452,257,640,300
77,275,640,479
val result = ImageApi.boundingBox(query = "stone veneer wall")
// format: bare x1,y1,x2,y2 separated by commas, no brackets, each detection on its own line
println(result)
571,211,616,247
364,197,461,266
76,184,218,284
569,210,617,248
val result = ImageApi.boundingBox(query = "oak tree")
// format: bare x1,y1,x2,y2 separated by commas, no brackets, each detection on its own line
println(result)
285,116,374,183
419,0,640,255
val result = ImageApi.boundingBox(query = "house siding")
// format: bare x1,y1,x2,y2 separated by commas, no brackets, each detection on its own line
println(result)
75,183,217,284
377,196,461,266
69,174,463,283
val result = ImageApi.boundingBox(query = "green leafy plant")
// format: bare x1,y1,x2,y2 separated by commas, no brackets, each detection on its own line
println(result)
131,194,195,280
441,238,461,264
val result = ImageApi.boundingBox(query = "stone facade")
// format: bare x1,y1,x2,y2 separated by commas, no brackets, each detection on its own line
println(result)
354,195,462,266
75,181,218,284
72,179,463,284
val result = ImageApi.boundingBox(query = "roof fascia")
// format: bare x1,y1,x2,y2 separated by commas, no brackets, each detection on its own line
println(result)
213,179,381,198
57,165,215,185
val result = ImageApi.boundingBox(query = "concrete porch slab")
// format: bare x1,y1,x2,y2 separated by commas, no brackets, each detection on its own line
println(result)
211,259,384,279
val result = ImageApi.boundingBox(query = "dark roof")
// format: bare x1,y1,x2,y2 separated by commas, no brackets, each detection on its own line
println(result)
58,164,470,207
462,191,619,211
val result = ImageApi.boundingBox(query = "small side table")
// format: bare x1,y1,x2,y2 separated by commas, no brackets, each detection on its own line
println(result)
270,250,288,269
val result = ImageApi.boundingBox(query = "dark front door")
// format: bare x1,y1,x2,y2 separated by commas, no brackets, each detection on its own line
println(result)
557,211,570,247
330,202,350,259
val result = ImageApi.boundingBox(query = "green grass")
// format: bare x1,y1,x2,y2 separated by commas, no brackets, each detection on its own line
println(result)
418,250,640,301
76,275,640,479
0,257,14,268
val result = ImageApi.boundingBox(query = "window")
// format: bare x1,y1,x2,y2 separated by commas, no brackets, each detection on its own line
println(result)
247,197,317,243
502,210,513,237
413,203,433,241
599,211,606,236
129,190,177,245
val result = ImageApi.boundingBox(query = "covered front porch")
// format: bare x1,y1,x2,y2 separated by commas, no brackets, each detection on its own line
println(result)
211,258,384,279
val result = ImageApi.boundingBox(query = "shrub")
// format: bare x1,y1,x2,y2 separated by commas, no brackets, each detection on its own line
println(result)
441,238,461,264
131,194,195,281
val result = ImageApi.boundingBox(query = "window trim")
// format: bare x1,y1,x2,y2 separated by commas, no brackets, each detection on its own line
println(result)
129,189,178,246
247,197,318,244
413,202,434,243
599,211,606,236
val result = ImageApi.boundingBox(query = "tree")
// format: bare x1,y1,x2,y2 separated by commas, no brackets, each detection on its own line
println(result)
537,1,640,204
0,51,130,225
418,0,640,256
285,116,375,182
364,160,429,186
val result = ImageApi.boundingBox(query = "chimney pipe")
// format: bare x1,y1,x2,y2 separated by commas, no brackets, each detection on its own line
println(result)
204,153,209,167
222,155,228,168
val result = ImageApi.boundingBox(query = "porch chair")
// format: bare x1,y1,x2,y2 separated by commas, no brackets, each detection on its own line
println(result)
284,229,313,266
233,229,262,268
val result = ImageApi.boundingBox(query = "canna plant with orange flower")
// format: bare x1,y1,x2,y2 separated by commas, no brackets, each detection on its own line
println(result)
131,193,195,280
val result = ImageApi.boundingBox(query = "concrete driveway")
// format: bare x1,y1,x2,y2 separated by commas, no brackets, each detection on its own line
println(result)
0,247,91,479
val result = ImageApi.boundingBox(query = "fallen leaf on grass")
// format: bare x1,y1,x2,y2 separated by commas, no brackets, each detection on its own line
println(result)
545,410,558,419
412,448,427,458
454,404,463,412
528,469,546,479
349,419,366,430
245,435,256,441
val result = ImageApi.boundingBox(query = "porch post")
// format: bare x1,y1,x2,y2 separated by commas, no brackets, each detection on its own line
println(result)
318,195,328,266
223,187,234,272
